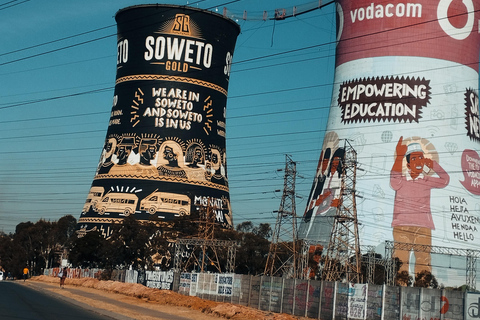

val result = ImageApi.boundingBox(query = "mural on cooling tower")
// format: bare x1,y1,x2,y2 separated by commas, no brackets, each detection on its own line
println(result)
77,5,240,237
299,0,480,283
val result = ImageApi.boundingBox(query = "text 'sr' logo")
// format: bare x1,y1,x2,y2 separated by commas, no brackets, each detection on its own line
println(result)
172,14,191,35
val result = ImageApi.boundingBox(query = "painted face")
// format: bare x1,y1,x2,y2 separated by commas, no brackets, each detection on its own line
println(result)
407,151,425,178
211,153,218,164
321,157,329,172
117,146,126,157
163,146,175,161
194,148,203,162
146,146,157,160
330,156,340,174
105,141,113,152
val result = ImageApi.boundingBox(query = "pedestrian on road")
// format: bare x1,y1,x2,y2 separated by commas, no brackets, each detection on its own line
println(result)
22,267,29,282
59,267,67,288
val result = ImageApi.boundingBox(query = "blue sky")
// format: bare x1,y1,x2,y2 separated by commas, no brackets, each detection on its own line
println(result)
0,0,337,234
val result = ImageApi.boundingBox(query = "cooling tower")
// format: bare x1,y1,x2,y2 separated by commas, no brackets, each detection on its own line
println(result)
77,5,240,237
299,0,480,280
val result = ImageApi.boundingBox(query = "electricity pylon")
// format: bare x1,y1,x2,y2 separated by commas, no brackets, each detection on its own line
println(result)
322,140,362,283
264,154,302,278
174,204,236,273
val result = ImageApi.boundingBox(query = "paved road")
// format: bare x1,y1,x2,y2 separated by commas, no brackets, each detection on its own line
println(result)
0,280,220,320
0,280,124,320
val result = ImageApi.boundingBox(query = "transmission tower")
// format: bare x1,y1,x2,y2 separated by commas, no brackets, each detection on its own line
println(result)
322,140,362,283
174,204,236,273
264,154,302,278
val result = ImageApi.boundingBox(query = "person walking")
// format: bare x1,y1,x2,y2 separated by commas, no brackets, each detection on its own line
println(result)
22,267,29,282
59,267,67,288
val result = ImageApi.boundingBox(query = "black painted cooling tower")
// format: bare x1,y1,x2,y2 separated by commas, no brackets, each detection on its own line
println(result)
78,5,240,237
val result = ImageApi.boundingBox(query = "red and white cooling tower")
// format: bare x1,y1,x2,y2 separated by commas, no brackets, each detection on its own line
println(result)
299,0,480,282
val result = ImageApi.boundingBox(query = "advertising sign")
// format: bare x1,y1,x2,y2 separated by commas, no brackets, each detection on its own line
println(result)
348,283,368,319
466,292,480,320
299,0,480,285
78,5,240,237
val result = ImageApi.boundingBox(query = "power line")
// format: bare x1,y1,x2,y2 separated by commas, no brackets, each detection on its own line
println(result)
0,1,476,240
0,0,29,11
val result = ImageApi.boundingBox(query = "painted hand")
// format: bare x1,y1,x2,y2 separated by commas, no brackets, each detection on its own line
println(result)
396,136,407,157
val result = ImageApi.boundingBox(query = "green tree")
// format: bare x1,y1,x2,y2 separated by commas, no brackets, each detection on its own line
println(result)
395,270,413,286
1,217,78,278
254,223,272,239
50,215,78,268
13,220,58,276
35,220,57,270
148,230,173,271
0,233,26,279
234,221,271,275
146,217,179,271
414,270,438,288
14,221,35,274
55,215,77,246
69,230,107,268
107,215,156,270
236,221,255,233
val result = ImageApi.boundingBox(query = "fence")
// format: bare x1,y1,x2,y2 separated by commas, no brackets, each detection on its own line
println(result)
44,268,479,320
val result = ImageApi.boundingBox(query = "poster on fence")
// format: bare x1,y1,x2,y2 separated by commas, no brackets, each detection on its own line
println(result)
125,270,138,283
145,271,174,290
179,273,197,296
216,274,234,296
178,272,233,297
466,292,480,320
196,273,217,295
348,283,368,319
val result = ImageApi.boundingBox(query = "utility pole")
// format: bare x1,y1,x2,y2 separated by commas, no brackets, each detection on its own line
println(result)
322,140,362,283
264,154,301,278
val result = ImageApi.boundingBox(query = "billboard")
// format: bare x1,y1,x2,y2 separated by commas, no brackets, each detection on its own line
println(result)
77,5,240,237
299,0,480,283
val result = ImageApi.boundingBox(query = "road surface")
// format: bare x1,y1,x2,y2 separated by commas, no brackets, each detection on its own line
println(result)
0,280,120,319
0,280,220,320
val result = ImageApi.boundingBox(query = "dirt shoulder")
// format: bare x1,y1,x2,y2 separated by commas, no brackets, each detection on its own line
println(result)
28,276,308,320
